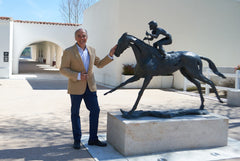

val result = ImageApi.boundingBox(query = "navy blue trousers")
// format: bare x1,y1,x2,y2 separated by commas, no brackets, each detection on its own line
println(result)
70,85,100,142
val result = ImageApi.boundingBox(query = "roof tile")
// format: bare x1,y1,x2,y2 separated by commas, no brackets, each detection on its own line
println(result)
0,17,81,26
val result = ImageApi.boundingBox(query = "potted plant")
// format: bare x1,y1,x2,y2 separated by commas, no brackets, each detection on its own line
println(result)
122,64,135,75
121,64,141,88
234,65,240,71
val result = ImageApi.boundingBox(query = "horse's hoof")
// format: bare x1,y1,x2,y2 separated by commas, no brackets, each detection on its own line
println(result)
199,105,204,110
120,109,128,115
120,109,132,119
104,91,109,95
120,109,125,113
219,99,224,103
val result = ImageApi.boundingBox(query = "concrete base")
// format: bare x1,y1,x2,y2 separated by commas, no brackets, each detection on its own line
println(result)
227,89,240,106
107,112,228,156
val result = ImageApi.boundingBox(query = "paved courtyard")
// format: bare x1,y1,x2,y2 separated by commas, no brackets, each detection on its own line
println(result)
0,60,239,161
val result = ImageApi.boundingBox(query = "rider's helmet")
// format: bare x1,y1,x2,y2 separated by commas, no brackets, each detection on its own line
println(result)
148,21,158,29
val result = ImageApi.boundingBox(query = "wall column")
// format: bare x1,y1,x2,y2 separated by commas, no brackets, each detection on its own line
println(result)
45,43,51,65
56,46,62,68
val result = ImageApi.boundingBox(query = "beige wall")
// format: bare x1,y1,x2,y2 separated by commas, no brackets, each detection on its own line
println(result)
84,0,240,88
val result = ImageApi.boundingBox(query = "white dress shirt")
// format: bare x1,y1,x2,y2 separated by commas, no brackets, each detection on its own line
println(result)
77,44,89,72
76,44,113,80
76,44,89,80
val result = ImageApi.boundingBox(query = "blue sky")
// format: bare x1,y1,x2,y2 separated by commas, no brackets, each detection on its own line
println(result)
0,0,97,23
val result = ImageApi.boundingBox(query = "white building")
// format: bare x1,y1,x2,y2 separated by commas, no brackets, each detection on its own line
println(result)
0,17,80,78
83,0,240,89
1,0,240,89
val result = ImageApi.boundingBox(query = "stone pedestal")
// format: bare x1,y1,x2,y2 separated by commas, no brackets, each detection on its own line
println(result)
227,89,240,106
107,112,228,156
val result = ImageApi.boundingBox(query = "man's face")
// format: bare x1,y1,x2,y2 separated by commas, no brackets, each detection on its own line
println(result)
75,29,88,47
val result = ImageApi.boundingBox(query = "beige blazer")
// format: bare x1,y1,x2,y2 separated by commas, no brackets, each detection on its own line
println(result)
60,43,113,95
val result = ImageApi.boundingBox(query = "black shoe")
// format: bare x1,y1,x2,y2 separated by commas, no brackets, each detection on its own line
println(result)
88,139,107,147
73,141,81,149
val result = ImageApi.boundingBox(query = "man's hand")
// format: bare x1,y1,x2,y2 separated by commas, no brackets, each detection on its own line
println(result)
81,73,88,80
109,45,117,57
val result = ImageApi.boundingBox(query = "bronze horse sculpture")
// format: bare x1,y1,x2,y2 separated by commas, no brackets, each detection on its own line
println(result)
104,33,226,116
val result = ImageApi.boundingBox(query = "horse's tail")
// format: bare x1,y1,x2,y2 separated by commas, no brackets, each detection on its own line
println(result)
200,56,226,78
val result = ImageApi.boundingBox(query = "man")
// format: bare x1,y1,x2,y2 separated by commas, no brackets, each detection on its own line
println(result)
60,28,117,149
143,20,172,58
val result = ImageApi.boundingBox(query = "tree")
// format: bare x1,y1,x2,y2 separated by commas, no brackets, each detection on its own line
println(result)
59,0,98,24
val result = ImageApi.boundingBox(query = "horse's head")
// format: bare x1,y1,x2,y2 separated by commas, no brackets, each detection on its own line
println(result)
114,33,130,57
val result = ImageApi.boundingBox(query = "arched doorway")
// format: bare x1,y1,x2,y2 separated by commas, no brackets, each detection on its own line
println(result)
17,41,68,89
19,41,63,74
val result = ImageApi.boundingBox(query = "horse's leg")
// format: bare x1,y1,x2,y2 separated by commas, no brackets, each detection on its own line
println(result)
104,75,140,95
195,74,224,103
180,68,205,110
183,56,223,103
122,76,152,114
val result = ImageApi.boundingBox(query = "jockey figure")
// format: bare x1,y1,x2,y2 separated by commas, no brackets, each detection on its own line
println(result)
143,21,172,58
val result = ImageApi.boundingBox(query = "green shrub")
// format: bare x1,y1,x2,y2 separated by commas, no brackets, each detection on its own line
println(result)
122,64,135,75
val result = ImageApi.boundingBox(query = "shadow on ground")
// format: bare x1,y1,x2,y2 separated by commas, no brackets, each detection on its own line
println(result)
26,79,110,90
0,144,90,161
27,79,68,90
0,114,93,161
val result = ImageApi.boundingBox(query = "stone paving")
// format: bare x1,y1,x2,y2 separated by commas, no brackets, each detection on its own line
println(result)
0,60,239,161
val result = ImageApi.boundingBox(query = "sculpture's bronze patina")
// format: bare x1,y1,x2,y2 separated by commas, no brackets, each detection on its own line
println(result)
104,32,226,119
